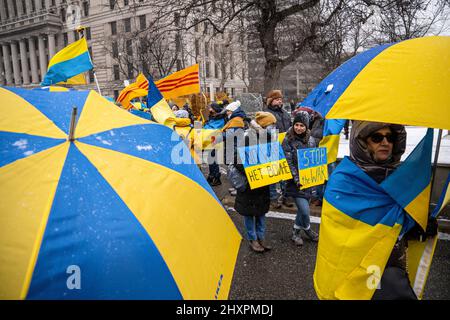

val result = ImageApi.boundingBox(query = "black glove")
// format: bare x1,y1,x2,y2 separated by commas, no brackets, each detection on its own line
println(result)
406,216,439,242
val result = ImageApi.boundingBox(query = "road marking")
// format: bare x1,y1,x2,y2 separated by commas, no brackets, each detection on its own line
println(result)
226,206,449,241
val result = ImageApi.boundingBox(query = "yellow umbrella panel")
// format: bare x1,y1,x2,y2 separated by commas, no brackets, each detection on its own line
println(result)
0,87,241,300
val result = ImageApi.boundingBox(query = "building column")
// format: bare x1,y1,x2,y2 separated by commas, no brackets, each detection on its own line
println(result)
2,44,13,85
48,33,56,59
28,37,39,84
10,42,22,85
19,39,30,85
6,0,16,19
38,35,47,80
25,0,33,14
67,31,75,44
0,49,5,85
56,33,64,51
16,0,24,17
0,1,8,22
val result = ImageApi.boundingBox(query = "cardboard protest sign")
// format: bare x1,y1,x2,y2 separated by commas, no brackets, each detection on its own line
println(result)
298,147,328,189
238,141,292,189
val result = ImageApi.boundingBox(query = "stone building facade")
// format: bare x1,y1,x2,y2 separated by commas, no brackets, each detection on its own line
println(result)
0,0,248,99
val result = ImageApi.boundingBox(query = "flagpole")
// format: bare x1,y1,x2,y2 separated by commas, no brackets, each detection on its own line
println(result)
430,129,443,197
76,26,102,96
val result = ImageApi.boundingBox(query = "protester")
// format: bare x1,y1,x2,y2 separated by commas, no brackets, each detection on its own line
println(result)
232,111,276,253
204,102,227,186
265,90,293,208
282,111,319,246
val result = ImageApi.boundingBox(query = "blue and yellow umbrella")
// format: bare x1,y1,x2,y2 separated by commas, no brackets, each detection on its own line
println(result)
306,36,450,299
301,35,450,164
0,87,241,299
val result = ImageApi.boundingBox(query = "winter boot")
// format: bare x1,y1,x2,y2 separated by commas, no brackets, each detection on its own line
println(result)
291,228,303,246
258,239,272,251
302,228,319,242
249,240,265,253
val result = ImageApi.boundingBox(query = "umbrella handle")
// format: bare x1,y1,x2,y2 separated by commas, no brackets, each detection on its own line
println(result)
68,107,78,141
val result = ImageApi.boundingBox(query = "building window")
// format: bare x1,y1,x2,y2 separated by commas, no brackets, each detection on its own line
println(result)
89,70,94,82
124,18,131,33
205,43,209,57
205,61,210,78
203,22,208,34
74,31,79,41
126,40,133,57
12,1,18,17
177,59,182,71
113,65,120,81
124,0,129,5
231,87,235,96
114,90,119,100
112,41,118,58
109,0,115,10
41,0,46,9
139,15,146,30
195,39,199,57
194,19,199,32
63,33,68,46
127,63,134,79
31,0,35,12
174,13,180,27
83,1,89,16
86,27,91,40
230,65,234,80
110,21,117,35
214,63,219,78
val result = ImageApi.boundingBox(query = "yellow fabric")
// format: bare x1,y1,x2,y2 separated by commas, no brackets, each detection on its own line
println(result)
46,86,71,92
244,159,293,189
327,36,450,130
57,73,86,85
404,183,431,231
255,111,276,128
319,134,340,165
172,118,192,127
222,117,244,132
75,141,241,299
0,87,66,139
0,143,69,299
48,37,90,67
150,98,177,128
314,200,401,300
407,236,438,299
155,64,200,100
75,91,152,138
278,132,286,145
117,73,148,110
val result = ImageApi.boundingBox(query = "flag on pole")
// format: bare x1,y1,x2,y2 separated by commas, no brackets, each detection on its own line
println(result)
154,64,200,99
147,76,176,127
116,74,148,110
58,73,87,85
41,38,93,86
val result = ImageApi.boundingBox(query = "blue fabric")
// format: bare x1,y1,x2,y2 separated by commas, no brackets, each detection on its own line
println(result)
146,76,163,108
41,51,93,86
432,173,450,217
0,131,65,167
129,109,152,120
243,215,266,241
381,129,433,210
294,197,311,229
78,124,219,202
300,43,392,117
325,157,407,228
323,119,347,136
4,87,89,135
27,144,182,299
204,118,225,129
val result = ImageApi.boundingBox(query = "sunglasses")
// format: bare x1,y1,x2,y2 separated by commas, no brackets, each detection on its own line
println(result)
369,133,395,143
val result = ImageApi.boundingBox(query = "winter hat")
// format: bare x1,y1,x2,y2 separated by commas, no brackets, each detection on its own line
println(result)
174,109,189,118
255,111,277,128
266,89,283,106
210,101,223,113
225,100,241,113
293,111,310,127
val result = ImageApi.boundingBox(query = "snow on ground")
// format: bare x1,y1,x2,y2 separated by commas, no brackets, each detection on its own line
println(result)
337,127,450,165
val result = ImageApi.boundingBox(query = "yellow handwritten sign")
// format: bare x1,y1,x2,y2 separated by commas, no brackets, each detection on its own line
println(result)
298,147,328,189
238,142,293,189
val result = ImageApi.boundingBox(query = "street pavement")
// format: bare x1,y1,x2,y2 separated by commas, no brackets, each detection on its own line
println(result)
202,165,450,300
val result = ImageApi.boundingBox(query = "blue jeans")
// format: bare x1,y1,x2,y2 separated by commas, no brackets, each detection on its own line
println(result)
269,181,286,201
207,149,220,178
244,215,266,241
294,197,311,229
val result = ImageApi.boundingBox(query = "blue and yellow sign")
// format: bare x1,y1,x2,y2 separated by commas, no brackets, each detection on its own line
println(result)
298,147,328,189
238,141,292,189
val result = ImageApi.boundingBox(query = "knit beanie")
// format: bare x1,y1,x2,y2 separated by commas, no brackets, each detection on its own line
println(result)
293,111,310,127
255,111,277,128
225,100,241,112
266,89,283,106
210,102,223,114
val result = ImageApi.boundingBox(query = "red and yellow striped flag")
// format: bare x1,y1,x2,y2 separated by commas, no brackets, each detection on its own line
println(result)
116,73,148,109
155,64,200,100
